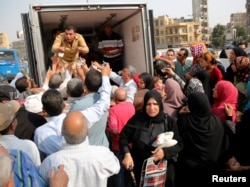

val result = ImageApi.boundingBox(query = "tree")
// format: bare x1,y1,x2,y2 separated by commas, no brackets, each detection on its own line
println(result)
234,25,247,44
211,24,226,48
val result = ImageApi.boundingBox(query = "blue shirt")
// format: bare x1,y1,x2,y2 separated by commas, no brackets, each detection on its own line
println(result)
70,92,109,147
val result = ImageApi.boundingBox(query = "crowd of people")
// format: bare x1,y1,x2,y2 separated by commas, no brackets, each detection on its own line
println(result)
0,24,250,187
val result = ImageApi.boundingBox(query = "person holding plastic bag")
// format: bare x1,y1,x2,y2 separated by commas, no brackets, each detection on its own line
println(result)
120,90,183,187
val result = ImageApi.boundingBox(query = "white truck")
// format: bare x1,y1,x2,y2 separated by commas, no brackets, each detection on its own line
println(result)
21,3,155,85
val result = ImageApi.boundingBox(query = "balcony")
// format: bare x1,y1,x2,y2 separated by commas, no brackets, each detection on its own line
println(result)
194,30,201,35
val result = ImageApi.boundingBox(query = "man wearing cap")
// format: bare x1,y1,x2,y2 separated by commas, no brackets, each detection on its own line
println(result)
0,100,41,166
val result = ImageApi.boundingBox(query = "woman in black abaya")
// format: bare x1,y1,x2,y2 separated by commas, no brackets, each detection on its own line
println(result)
175,91,230,187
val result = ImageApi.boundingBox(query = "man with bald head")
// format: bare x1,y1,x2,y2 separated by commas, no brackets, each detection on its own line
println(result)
70,69,109,147
107,88,135,187
39,111,120,187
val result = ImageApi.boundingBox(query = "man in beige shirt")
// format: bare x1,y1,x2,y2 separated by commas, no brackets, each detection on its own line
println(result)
52,25,89,68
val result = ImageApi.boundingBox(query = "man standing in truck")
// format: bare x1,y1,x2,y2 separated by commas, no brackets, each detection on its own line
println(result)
98,24,124,73
52,25,89,70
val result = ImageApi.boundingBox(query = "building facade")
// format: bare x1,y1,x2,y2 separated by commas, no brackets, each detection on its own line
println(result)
192,0,209,43
154,15,201,49
225,12,247,45
0,32,10,48
12,40,27,61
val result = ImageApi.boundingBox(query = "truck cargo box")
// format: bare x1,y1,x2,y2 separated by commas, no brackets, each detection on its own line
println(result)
21,3,155,85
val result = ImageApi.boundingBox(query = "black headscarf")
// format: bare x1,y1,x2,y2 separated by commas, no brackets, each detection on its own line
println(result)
224,47,247,83
177,91,228,165
232,47,247,57
142,90,165,123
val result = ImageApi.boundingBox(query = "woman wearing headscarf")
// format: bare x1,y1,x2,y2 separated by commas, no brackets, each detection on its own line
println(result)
195,69,214,104
163,78,186,119
234,56,250,111
120,90,183,187
223,47,247,84
163,67,205,98
211,80,238,123
185,42,207,79
175,92,230,187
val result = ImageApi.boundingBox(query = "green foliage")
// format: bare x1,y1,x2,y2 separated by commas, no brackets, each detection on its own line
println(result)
234,25,247,41
211,24,226,48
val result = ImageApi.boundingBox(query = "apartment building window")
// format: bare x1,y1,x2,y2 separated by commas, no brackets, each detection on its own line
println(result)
189,36,193,42
160,20,163,26
182,28,187,33
175,28,178,34
155,21,158,26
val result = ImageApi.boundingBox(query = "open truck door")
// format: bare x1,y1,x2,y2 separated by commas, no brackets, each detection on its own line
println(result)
21,13,40,85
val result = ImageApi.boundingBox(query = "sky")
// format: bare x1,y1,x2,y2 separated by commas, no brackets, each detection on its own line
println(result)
0,0,247,42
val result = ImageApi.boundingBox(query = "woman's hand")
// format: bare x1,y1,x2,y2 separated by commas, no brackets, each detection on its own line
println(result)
224,103,233,117
122,153,134,170
179,106,190,114
151,148,165,161
164,67,175,76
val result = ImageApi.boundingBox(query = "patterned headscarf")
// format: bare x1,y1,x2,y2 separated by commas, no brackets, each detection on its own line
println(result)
190,42,207,65
190,42,206,57
235,56,249,70
235,56,250,82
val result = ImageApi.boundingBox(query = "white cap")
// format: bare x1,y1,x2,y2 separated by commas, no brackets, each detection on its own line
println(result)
24,94,43,113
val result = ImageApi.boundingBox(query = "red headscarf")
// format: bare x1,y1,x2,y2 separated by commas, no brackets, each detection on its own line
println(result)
211,80,238,123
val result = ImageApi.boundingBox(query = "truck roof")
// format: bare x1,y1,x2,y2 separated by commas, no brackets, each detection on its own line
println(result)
29,3,148,36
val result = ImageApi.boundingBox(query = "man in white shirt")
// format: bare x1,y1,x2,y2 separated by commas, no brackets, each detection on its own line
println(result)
39,110,120,187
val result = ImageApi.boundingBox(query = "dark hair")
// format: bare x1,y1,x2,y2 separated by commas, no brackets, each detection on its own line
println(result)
52,28,61,36
232,47,247,57
237,42,246,47
15,76,28,93
180,48,189,57
64,25,77,32
85,69,102,92
167,48,175,54
0,125,12,135
154,60,168,77
0,85,17,101
139,72,154,89
67,78,83,97
42,89,64,116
